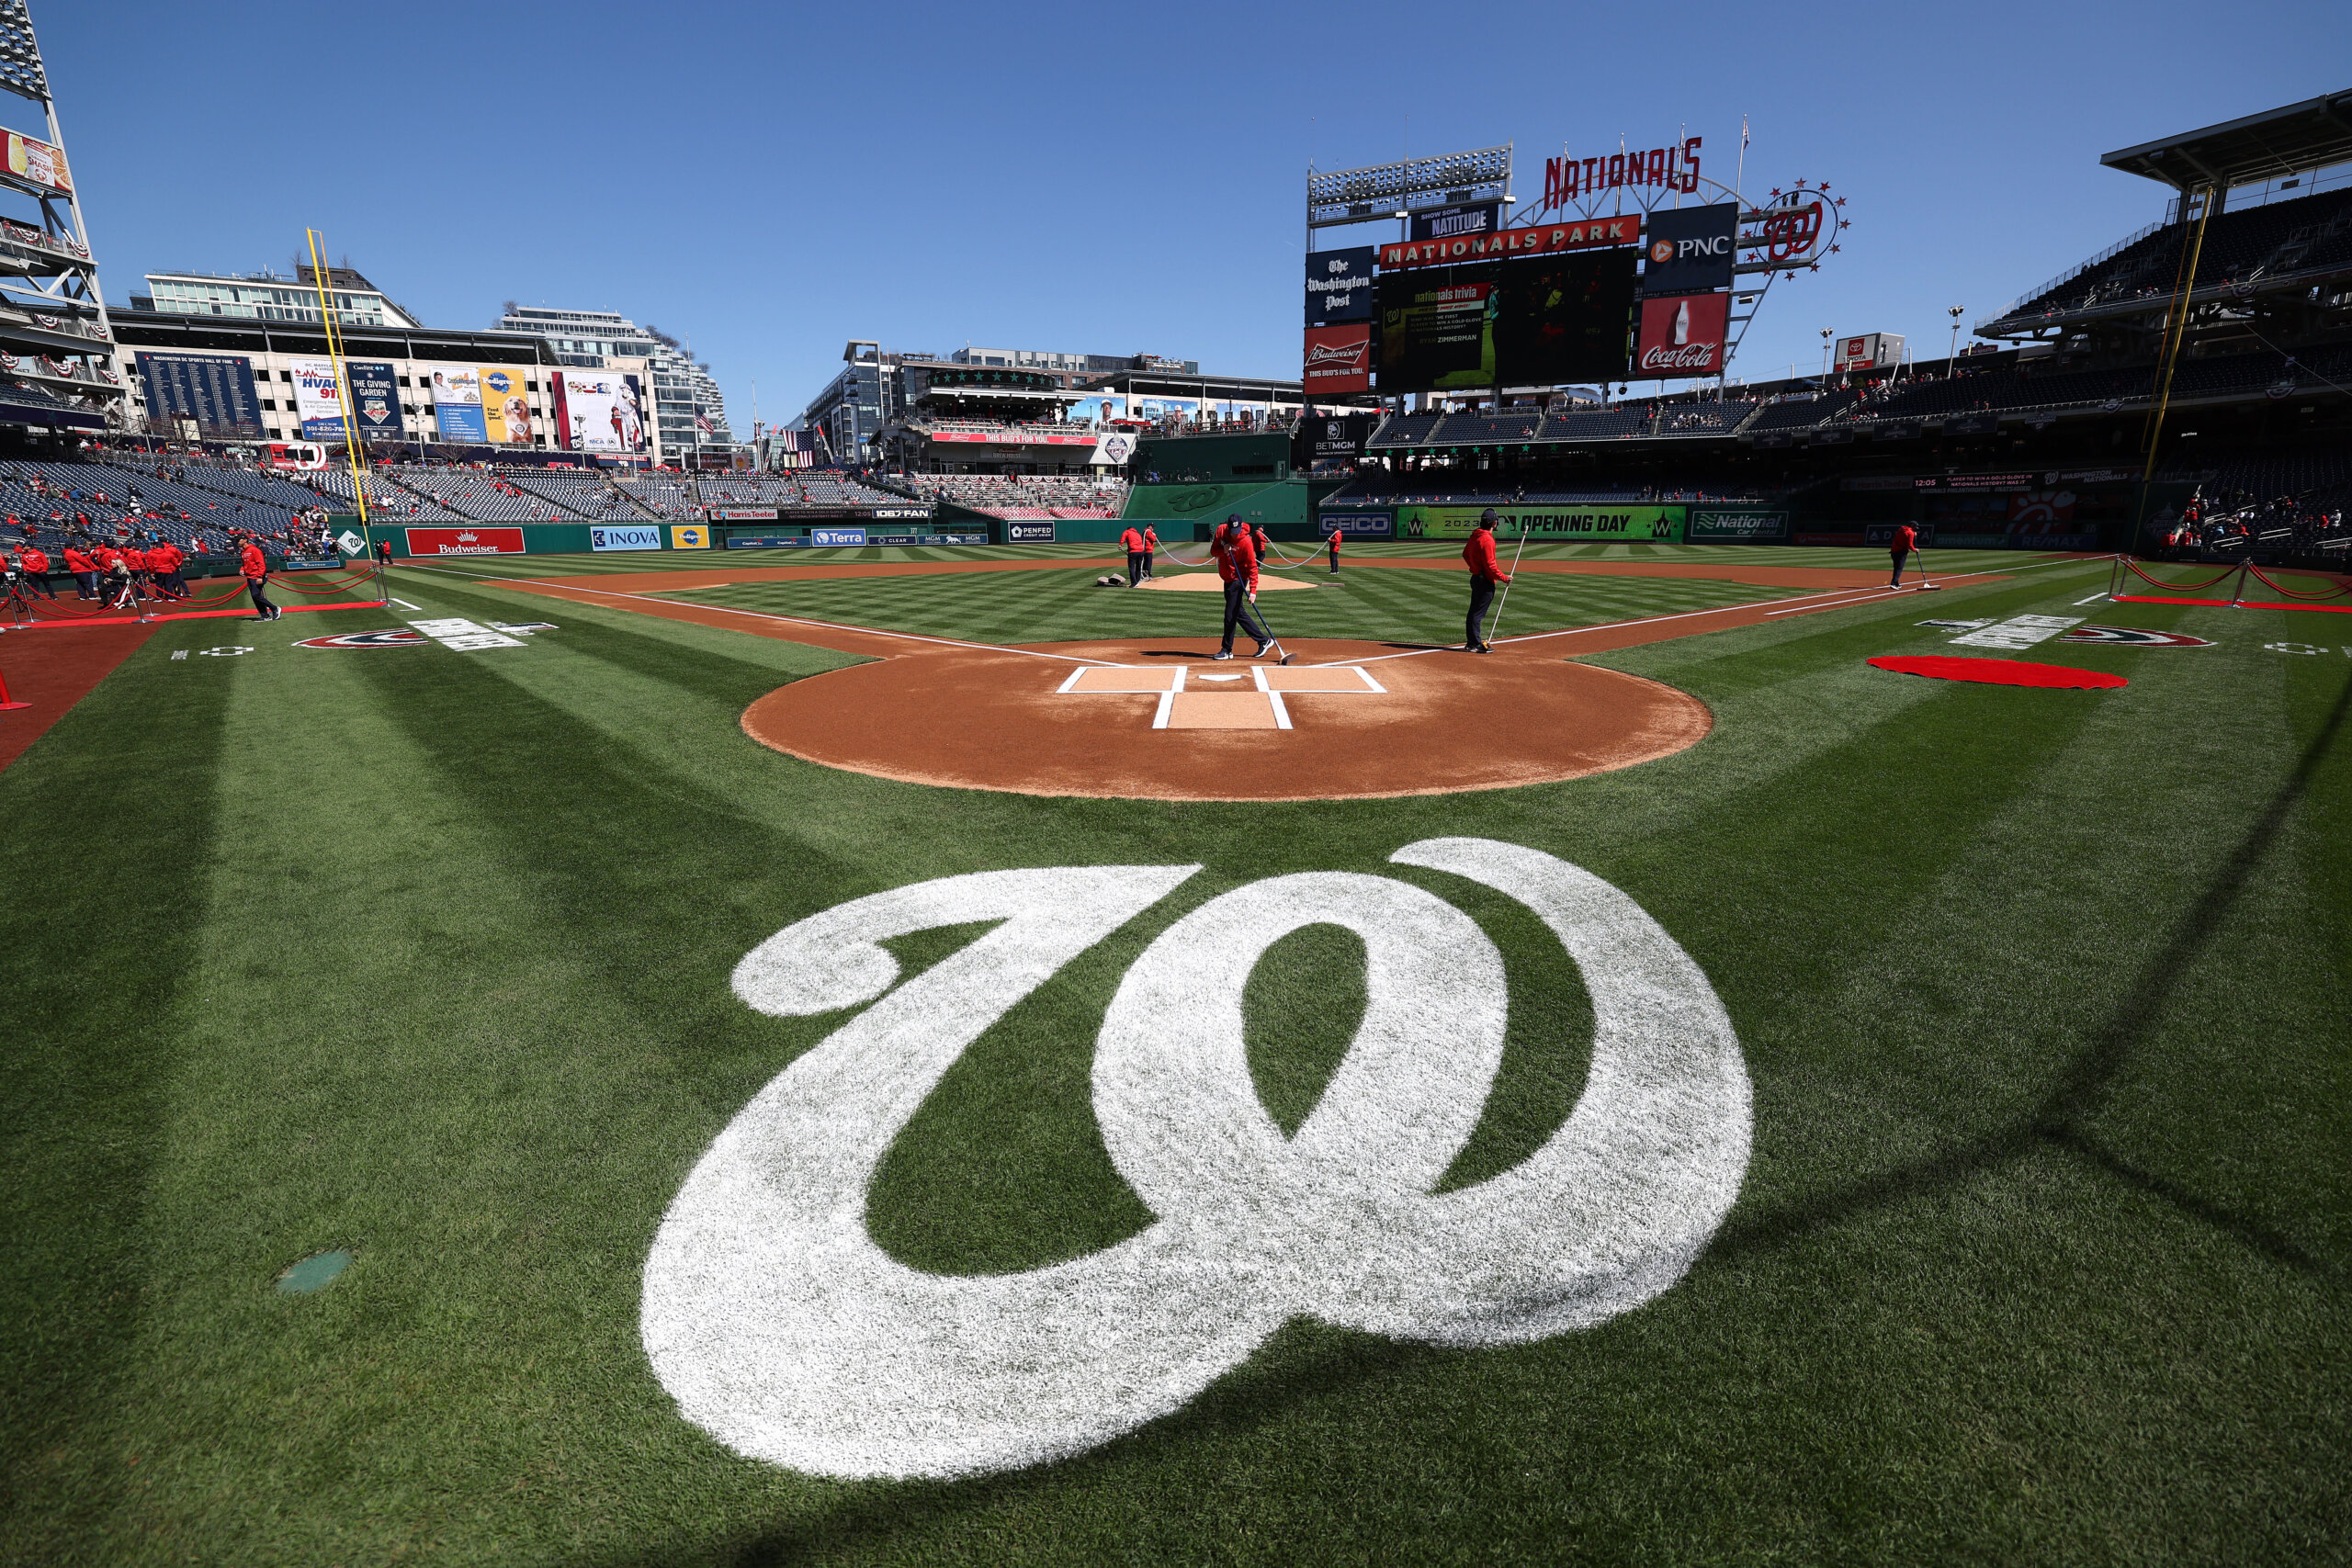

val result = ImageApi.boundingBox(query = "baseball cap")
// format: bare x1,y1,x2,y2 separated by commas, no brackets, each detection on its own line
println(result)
1479,508,1499,524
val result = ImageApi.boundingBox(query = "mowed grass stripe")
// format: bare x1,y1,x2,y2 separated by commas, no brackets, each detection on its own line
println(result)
671,564,1784,647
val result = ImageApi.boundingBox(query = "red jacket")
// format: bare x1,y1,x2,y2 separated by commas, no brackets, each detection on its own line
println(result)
1211,524,1260,592
1892,525,1917,553
154,543,184,570
63,547,91,571
1464,527,1510,582
1328,530,1343,552
1120,526,1144,552
240,541,266,579
18,547,45,571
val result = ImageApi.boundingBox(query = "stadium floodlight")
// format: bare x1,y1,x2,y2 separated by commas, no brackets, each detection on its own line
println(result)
1308,144,1513,229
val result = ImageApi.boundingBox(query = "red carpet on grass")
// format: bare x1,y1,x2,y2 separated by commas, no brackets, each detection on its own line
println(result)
2111,593,2352,615
0,623,153,770
1869,655,2127,689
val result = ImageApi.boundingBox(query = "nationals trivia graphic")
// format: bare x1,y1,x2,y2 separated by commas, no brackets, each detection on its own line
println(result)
641,838,1751,1480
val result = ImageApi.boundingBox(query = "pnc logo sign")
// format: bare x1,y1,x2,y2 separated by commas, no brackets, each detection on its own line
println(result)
641,840,1752,1479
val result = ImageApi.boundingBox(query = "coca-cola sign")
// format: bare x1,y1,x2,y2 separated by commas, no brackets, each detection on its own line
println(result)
1635,294,1731,377
1304,324,1373,394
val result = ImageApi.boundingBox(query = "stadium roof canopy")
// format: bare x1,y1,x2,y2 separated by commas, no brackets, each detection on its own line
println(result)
2102,90,2352,190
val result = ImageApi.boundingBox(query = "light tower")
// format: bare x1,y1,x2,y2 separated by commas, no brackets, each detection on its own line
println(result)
0,1,123,440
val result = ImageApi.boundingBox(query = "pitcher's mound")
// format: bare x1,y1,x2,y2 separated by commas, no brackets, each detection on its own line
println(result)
741,638,1710,800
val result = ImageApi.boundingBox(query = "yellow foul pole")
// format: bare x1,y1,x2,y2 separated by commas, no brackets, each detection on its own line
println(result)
305,229,372,541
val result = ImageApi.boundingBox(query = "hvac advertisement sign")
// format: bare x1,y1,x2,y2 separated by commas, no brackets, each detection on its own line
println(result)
670,525,710,549
590,525,662,552
1398,504,1685,544
135,352,265,436
1635,293,1732,377
1304,324,1374,395
481,367,536,445
347,361,403,442
1640,202,1738,295
430,367,485,443
403,526,526,556
552,369,647,453
288,358,345,440
1305,245,1376,326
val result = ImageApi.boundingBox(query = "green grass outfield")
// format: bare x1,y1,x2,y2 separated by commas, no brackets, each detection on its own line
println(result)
3,550,2346,1564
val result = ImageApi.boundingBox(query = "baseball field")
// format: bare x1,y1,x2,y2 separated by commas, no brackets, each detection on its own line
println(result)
2,540,2346,1565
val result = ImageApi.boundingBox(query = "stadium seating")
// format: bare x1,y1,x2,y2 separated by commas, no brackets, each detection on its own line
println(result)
1744,389,1861,434
899,473,1128,518
1536,406,1650,440
1650,400,1760,437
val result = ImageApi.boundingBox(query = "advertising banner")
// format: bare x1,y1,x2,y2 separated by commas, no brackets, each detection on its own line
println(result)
1834,333,1903,372
346,361,403,443
1634,293,1732,378
1304,323,1374,395
479,367,537,445
1378,215,1637,272
550,368,646,453
1091,429,1140,468
708,507,777,521
811,526,867,547
929,430,1097,446
1640,202,1738,295
288,357,345,440
590,524,662,552
5,130,70,193
1306,245,1377,325
1295,412,1382,468
670,525,710,549
1396,503,1683,544
1687,507,1790,543
1408,203,1500,243
1318,511,1395,536
404,525,526,556
430,367,486,444
1007,521,1057,543
135,352,264,435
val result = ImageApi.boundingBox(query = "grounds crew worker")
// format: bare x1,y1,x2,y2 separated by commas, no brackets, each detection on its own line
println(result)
1140,525,1159,581
241,533,280,622
17,541,52,598
1327,525,1343,576
1120,523,1148,588
1889,522,1918,588
1211,513,1271,660
376,537,393,568
1463,508,1512,653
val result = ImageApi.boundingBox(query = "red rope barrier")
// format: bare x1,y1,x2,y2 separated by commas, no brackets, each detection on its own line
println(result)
2124,559,2241,593
2245,564,2352,602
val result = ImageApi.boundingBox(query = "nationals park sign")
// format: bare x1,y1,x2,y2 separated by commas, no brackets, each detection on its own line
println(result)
1378,215,1639,272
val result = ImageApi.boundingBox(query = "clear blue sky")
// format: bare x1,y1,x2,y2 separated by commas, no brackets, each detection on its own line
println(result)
35,1,2348,425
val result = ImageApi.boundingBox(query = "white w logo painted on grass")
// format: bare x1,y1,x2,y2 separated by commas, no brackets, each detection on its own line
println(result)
640,840,1750,1479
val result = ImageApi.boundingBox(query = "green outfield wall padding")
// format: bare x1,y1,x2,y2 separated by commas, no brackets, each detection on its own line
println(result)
1122,478,1310,533
1132,430,1293,484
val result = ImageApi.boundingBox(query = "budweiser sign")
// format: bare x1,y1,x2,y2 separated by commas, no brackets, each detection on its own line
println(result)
1303,324,1372,394
1635,294,1731,377
1378,216,1637,271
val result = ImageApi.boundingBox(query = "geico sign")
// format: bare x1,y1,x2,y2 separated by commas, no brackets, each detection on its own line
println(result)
642,840,1751,1479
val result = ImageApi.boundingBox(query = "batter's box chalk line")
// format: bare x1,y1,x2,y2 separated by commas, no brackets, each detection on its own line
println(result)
1054,663,1385,730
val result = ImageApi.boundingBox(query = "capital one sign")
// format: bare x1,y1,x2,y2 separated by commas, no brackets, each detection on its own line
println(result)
641,840,1751,1479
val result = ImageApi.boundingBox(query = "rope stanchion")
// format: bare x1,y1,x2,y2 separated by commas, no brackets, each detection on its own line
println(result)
2122,559,2243,593
2245,564,2352,602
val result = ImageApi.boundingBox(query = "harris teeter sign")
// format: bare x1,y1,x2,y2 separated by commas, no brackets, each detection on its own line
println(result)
1396,503,1684,544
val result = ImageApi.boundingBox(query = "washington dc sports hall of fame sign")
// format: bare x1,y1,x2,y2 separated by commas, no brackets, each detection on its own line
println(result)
641,838,1751,1480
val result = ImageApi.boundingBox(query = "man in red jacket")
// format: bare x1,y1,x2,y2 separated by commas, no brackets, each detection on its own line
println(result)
16,541,52,598
1119,523,1147,588
1889,523,1918,588
62,540,96,599
1140,525,1159,581
1210,514,1272,660
241,534,279,621
1463,509,1512,653
1327,525,1343,576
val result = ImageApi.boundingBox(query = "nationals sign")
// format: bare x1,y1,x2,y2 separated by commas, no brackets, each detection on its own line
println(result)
403,526,526,556
1378,215,1638,271
1304,324,1374,394
1636,293,1731,376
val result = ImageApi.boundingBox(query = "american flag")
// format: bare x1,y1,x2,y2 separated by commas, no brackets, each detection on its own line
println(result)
695,408,715,435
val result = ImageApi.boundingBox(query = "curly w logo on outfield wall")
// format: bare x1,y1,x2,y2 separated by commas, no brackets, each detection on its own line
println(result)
640,840,1750,1479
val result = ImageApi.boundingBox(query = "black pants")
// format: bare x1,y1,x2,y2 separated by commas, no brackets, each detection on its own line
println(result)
1221,579,1269,652
22,570,52,598
1126,550,1148,586
1466,575,1497,648
1890,549,1910,585
75,570,97,599
247,574,277,618
1328,544,1340,574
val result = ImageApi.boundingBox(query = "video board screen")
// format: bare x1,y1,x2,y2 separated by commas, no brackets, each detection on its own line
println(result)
1375,249,1635,392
